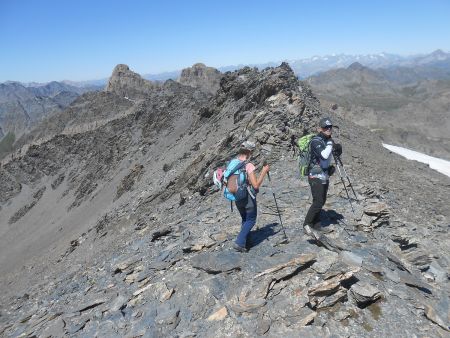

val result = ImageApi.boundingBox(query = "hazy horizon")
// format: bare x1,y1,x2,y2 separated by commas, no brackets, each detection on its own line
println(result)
1,0,450,83
2,48,449,85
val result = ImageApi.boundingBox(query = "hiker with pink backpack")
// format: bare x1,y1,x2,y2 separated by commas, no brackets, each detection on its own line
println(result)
213,141,270,252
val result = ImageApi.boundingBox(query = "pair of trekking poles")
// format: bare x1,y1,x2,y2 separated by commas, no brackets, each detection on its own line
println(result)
332,152,358,213
265,153,358,244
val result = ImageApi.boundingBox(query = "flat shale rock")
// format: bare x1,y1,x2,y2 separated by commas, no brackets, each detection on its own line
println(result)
182,238,216,253
40,317,65,337
311,252,338,274
206,306,228,321
308,270,357,297
298,310,317,326
151,226,172,241
155,308,180,329
230,298,267,314
428,261,448,283
364,202,389,216
349,282,382,307
312,288,348,309
253,253,316,279
267,296,315,326
423,292,450,332
110,294,129,312
403,249,431,270
340,250,363,267
75,297,108,313
191,251,242,274
256,316,271,335
113,256,141,274
398,270,432,292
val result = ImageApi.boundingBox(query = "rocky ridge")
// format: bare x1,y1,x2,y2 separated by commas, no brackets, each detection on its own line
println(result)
106,64,160,99
178,63,222,94
0,63,449,337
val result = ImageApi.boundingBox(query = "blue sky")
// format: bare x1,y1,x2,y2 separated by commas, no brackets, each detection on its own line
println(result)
1,0,449,82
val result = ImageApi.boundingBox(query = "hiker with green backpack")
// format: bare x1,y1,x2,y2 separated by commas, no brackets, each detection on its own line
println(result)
298,117,342,234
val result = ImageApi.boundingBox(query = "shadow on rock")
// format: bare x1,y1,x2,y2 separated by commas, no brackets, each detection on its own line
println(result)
248,222,278,248
321,209,345,227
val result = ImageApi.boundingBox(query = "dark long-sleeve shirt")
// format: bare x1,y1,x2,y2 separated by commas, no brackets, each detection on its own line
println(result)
309,133,333,179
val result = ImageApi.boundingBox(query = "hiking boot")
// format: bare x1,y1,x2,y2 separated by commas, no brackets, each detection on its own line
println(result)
303,224,311,236
303,224,319,241
233,243,248,253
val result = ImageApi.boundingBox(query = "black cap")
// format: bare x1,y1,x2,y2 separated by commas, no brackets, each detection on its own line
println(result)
319,117,333,128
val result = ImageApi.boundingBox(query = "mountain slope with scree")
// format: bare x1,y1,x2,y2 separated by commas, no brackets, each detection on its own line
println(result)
307,62,450,160
0,64,449,337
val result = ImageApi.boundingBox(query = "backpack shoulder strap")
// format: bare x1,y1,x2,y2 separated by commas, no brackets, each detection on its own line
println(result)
309,135,324,165
311,135,323,143
224,160,247,179
310,135,325,150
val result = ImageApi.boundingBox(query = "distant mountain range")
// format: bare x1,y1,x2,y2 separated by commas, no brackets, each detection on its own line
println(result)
306,61,450,160
0,81,101,157
1,49,449,159
2,49,449,87
143,49,450,81
291,49,450,78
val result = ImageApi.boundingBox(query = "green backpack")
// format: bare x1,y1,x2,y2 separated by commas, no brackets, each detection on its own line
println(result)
297,134,316,176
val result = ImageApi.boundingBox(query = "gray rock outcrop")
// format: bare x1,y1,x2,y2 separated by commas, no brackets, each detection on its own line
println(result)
178,63,221,94
105,64,158,99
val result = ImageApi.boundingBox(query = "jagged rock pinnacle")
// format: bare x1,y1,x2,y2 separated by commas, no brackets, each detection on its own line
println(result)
178,63,221,94
106,64,157,99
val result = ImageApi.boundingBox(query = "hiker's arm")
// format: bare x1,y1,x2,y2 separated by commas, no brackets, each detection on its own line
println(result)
248,165,269,189
312,139,333,160
321,142,333,159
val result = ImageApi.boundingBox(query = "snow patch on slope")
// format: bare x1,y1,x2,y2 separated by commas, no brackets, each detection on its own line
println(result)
383,143,450,178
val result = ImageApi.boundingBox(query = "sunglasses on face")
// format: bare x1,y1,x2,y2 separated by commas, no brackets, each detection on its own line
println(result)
323,126,333,130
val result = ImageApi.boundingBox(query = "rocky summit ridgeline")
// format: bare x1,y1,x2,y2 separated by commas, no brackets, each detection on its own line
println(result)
0,63,449,337
178,63,222,94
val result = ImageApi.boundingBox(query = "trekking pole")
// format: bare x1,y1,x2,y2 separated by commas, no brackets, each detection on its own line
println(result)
333,153,355,214
264,166,289,243
335,217,355,236
334,154,358,200
331,126,358,201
